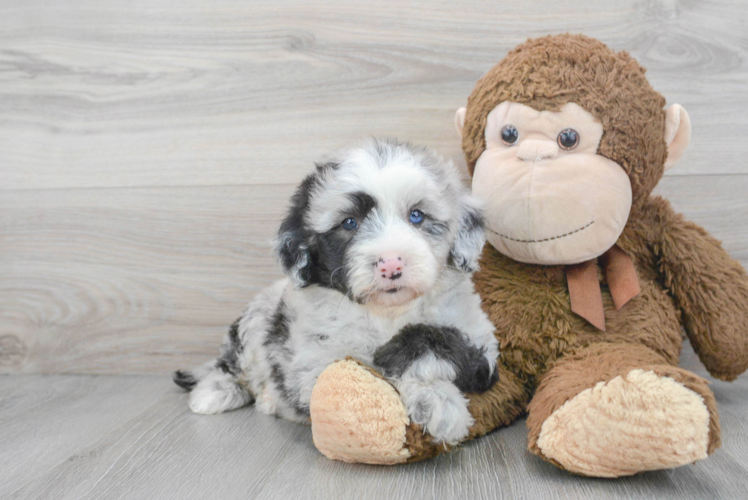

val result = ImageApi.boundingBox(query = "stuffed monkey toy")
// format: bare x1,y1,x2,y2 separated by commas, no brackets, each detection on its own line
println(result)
308,34,748,477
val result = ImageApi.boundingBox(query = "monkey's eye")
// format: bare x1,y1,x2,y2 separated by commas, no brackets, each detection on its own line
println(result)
557,128,580,150
500,125,519,146
341,218,358,231
409,209,425,225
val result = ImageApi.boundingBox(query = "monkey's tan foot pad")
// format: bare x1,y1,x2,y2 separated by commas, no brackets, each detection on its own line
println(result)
310,358,412,464
536,369,711,477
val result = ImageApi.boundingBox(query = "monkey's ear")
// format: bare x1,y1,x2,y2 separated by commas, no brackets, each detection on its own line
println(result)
455,107,467,138
664,104,691,171
450,197,486,273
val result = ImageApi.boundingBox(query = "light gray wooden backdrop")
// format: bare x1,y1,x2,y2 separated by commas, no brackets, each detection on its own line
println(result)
2,2,748,499
1,0,747,376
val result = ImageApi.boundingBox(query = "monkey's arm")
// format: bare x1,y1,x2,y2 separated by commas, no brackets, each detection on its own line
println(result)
653,197,748,381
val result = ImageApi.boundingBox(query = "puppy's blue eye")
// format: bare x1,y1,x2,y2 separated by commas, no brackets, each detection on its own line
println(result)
409,210,424,225
342,218,358,231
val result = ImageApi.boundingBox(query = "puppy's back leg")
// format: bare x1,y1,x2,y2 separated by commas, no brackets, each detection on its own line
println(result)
174,318,255,415
187,368,254,415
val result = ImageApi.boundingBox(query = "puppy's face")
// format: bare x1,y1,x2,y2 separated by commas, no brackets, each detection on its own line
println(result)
276,139,485,309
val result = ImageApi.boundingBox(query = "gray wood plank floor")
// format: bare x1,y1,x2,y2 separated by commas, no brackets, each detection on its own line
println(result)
1,342,746,500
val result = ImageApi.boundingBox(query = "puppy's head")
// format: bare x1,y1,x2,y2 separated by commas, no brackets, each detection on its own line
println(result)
275,138,485,308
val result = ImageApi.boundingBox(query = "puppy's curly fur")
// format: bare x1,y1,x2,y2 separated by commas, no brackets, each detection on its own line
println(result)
175,138,499,444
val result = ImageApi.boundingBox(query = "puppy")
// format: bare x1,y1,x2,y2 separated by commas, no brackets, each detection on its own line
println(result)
174,138,499,444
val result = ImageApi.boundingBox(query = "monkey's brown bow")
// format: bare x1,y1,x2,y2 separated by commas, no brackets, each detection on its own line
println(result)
565,245,641,331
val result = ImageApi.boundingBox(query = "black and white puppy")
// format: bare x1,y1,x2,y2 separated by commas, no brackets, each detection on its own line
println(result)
174,138,499,444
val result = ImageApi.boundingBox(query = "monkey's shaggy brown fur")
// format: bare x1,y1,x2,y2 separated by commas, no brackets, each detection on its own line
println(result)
410,34,748,472
310,34,748,475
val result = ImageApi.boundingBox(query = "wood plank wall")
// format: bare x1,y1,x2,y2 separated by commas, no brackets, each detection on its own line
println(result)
1,0,746,374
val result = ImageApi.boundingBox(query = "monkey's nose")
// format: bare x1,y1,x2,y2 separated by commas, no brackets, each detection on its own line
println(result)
516,140,559,162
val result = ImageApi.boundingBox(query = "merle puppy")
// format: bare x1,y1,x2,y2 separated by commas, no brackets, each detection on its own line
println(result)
174,138,499,444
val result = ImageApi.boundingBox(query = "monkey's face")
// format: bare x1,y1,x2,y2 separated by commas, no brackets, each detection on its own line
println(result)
470,102,632,265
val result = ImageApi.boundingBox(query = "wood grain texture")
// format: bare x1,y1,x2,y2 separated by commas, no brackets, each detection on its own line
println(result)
2,175,747,375
0,0,747,191
0,184,292,373
1,341,747,499
0,2,747,378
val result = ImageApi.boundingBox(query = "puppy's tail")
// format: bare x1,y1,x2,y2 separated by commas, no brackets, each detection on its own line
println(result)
172,365,208,391
173,318,255,414
173,370,196,390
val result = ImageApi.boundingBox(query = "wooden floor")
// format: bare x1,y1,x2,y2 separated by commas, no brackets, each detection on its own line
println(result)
2,0,748,498
2,342,747,500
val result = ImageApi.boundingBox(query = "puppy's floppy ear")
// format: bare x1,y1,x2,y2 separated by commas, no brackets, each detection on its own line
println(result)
275,174,317,288
276,227,312,288
449,196,486,273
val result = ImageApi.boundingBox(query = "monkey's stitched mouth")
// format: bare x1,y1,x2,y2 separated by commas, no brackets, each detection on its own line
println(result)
487,220,595,244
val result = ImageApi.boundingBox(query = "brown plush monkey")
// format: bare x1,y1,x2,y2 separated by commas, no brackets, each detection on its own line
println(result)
308,34,748,477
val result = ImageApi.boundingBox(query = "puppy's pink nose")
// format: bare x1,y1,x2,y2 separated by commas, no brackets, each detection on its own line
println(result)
377,256,403,280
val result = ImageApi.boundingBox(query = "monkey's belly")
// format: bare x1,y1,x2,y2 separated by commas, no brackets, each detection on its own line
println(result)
475,267,683,387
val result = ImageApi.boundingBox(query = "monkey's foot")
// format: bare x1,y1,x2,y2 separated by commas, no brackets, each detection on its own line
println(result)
536,369,711,477
310,358,446,464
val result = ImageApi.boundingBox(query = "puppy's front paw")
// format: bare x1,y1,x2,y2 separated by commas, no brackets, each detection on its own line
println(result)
398,380,474,445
